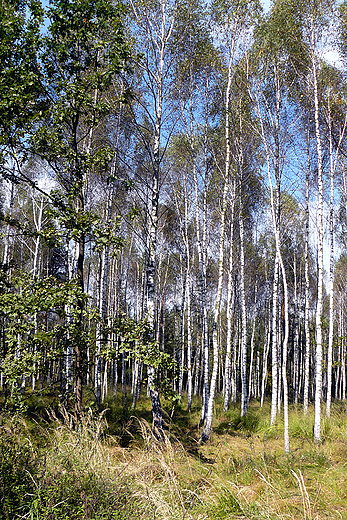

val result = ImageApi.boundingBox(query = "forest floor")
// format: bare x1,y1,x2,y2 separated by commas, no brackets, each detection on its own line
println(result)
1,392,347,519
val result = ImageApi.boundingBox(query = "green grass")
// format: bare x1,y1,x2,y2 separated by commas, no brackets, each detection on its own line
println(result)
1,392,347,519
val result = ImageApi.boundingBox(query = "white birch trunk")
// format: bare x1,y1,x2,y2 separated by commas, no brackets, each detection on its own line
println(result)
178,258,185,396
232,324,238,405
129,0,177,435
271,255,279,425
311,19,324,444
223,186,236,411
201,178,229,441
304,150,311,414
267,160,290,451
102,360,108,402
3,181,15,266
64,239,77,396
260,314,271,408
325,90,347,415
185,243,193,411
293,254,299,405
268,172,290,453
31,193,45,392
326,112,334,418
280,256,290,453
248,285,257,400
256,348,260,399
179,78,200,414
95,189,112,408
255,70,289,450
239,195,248,417
194,135,209,423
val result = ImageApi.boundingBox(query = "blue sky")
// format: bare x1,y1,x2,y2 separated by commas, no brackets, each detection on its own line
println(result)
262,0,271,12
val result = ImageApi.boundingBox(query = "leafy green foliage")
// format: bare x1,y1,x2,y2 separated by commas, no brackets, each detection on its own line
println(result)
0,272,92,410
33,0,131,176
111,316,171,367
0,0,44,154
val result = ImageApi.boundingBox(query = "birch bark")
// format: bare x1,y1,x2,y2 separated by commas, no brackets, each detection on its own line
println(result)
311,17,324,444
325,90,347,416
95,189,112,409
255,69,290,450
239,186,248,417
200,25,237,440
130,0,177,436
223,185,236,411
303,142,311,415
200,176,229,441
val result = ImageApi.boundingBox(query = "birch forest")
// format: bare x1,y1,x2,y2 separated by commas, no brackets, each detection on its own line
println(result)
2,0,347,458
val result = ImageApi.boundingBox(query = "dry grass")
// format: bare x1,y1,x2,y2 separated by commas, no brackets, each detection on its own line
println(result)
187,401,347,520
2,399,347,519
42,408,198,519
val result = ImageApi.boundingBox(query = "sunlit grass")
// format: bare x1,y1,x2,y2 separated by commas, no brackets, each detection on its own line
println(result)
1,394,347,519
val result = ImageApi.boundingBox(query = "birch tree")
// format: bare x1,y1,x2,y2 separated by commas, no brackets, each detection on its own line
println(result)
251,0,309,448
323,71,347,417
200,0,260,442
129,0,182,435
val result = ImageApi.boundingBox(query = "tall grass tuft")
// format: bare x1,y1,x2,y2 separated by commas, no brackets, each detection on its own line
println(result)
125,418,196,519
32,406,146,520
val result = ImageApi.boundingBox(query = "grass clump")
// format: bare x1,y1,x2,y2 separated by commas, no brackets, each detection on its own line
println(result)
206,488,245,519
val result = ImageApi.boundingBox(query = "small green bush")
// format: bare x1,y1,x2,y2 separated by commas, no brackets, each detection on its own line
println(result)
0,430,36,519
231,411,260,433
32,472,142,520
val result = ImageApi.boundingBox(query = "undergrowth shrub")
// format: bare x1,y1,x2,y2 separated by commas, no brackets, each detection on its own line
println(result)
231,410,259,433
35,407,149,519
0,409,149,520
300,449,330,469
31,471,141,520
0,427,36,519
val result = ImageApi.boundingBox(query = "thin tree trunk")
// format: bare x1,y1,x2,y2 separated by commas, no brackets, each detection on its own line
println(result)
239,192,248,417
326,122,334,418
223,186,236,411
311,18,324,444
271,256,279,424
194,121,209,424
178,258,185,396
325,90,347,415
256,67,289,450
260,314,271,408
293,254,299,405
248,285,257,400
304,145,311,414
201,177,229,442
95,189,112,409
186,271,193,411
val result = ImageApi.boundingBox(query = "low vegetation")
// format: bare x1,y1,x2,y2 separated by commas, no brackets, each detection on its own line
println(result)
1,394,347,520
